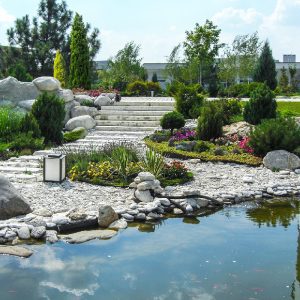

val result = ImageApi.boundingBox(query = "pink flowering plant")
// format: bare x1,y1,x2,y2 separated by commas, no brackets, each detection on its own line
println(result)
170,129,197,143
238,137,254,154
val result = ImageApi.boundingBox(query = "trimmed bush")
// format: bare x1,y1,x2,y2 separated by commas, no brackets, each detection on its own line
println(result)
197,102,223,141
219,98,242,125
249,117,300,156
63,128,86,143
146,81,161,94
243,83,277,125
32,92,65,145
20,113,41,138
127,81,147,96
174,83,204,118
160,111,185,134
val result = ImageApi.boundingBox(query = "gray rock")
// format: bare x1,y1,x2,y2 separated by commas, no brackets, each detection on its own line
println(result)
195,198,209,207
64,100,77,124
109,219,128,230
242,176,254,183
98,206,118,228
74,94,94,104
17,226,31,240
135,190,154,203
159,198,171,206
31,226,46,239
65,115,96,131
295,169,300,174
94,95,114,107
33,208,53,217
52,214,70,225
101,93,117,100
147,212,161,219
58,89,74,102
263,150,300,170
138,172,155,182
0,228,7,237
60,229,117,244
71,106,98,118
18,99,35,111
137,180,155,191
173,208,183,215
0,175,32,220
121,213,135,221
46,230,58,243
129,182,137,189
67,210,87,221
33,76,60,91
0,245,33,258
135,213,146,221
0,77,39,102
5,230,17,240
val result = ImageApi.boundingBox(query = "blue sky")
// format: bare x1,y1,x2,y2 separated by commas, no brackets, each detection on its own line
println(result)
0,0,299,62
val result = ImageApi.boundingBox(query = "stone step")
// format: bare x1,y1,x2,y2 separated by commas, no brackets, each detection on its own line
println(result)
95,115,162,121
2,173,41,183
95,120,160,127
1,161,41,168
87,131,147,137
114,101,174,107
95,126,158,132
101,106,173,112
97,110,170,116
0,166,42,174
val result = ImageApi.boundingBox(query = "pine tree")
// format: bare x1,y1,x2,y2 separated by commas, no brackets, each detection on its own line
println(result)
54,50,67,87
279,66,288,91
69,13,90,89
152,72,158,82
253,41,277,90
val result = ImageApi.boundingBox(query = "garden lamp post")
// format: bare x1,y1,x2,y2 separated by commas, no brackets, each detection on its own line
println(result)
43,153,66,183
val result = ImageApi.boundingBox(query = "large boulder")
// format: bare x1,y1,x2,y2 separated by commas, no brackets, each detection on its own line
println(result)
263,150,300,170
18,99,36,111
65,115,96,131
98,205,118,228
58,89,74,103
64,101,77,125
33,76,60,92
0,175,32,220
71,106,98,118
94,95,114,107
0,77,39,103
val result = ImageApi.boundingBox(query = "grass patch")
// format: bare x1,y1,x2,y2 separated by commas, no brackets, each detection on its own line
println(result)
145,139,262,166
160,172,194,187
276,101,300,116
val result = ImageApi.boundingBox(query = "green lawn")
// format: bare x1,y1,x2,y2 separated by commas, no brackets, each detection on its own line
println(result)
276,101,300,116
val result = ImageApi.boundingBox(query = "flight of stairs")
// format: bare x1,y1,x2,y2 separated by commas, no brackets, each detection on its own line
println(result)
0,97,175,182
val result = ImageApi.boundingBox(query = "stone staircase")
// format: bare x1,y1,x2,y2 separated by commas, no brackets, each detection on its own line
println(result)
1,97,175,182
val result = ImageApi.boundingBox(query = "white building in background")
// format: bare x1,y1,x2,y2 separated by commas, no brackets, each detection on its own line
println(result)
142,63,170,89
276,55,300,87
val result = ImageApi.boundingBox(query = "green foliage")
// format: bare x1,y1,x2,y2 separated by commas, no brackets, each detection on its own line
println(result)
249,117,300,156
194,141,211,152
147,81,161,94
142,149,165,178
19,113,41,138
277,101,300,116
253,41,277,90
160,111,185,134
32,92,65,145
278,66,289,92
222,82,264,98
145,139,262,166
175,83,204,118
63,128,86,143
7,62,32,82
0,106,23,142
219,98,242,125
54,50,67,87
9,132,44,152
69,13,91,89
197,102,223,140
80,99,95,107
127,81,147,96
149,130,171,143
152,73,158,82
243,83,277,125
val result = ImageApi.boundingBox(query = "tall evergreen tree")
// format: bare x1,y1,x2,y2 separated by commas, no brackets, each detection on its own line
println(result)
152,73,158,82
69,13,90,89
253,41,277,90
279,66,289,91
53,50,67,87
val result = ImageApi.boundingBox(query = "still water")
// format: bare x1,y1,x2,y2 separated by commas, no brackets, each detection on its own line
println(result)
0,200,300,300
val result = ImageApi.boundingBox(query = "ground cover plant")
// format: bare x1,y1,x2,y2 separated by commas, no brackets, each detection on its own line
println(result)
61,143,193,187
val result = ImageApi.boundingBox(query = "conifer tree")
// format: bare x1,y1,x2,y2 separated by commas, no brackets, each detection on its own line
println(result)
253,41,277,90
152,72,158,82
53,50,67,87
69,13,90,89
279,66,288,92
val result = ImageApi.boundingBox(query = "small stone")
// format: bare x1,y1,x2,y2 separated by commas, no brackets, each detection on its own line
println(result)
279,170,290,175
129,203,138,210
138,172,155,182
173,208,183,215
121,213,134,221
295,169,300,174
68,211,87,221
17,226,31,240
137,181,155,191
0,228,7,237
109,219,128,230
52,214,70,225
135,213,146,221
186,204,193,213
159,198,171,206
31,226,46,239
242,176,254,184
46,230,58,243
33,208,53,217
135,190,154,203
147,212,161,219
267,187,274,195
129,182,137,189
98,206,118,228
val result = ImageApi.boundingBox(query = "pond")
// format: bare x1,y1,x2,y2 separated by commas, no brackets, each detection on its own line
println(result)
0,200,300,300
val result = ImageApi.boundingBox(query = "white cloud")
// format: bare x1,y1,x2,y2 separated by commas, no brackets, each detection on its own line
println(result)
213,7,262,25
0,6,14,23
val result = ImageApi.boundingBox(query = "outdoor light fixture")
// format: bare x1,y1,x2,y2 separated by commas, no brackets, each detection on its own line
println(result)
43,153,66,183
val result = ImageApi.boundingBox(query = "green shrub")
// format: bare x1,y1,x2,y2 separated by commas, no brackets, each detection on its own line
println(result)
160,111,185,134
174,83,204,118
194,141,211,153
127,81,147,96
224,82,264,98
0,106,23,142
219,98,242,125
142,149,165,178
80,100,95,107
197,102,223,141
32,92,65,145
243,83,277,125
249,117,300,156
149,130,171,143
63,128,86,143
146,81,161,94
9,132,44,152
20,113,41,138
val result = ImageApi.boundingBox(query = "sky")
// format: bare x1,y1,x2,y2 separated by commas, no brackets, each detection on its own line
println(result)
0,0,299,62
